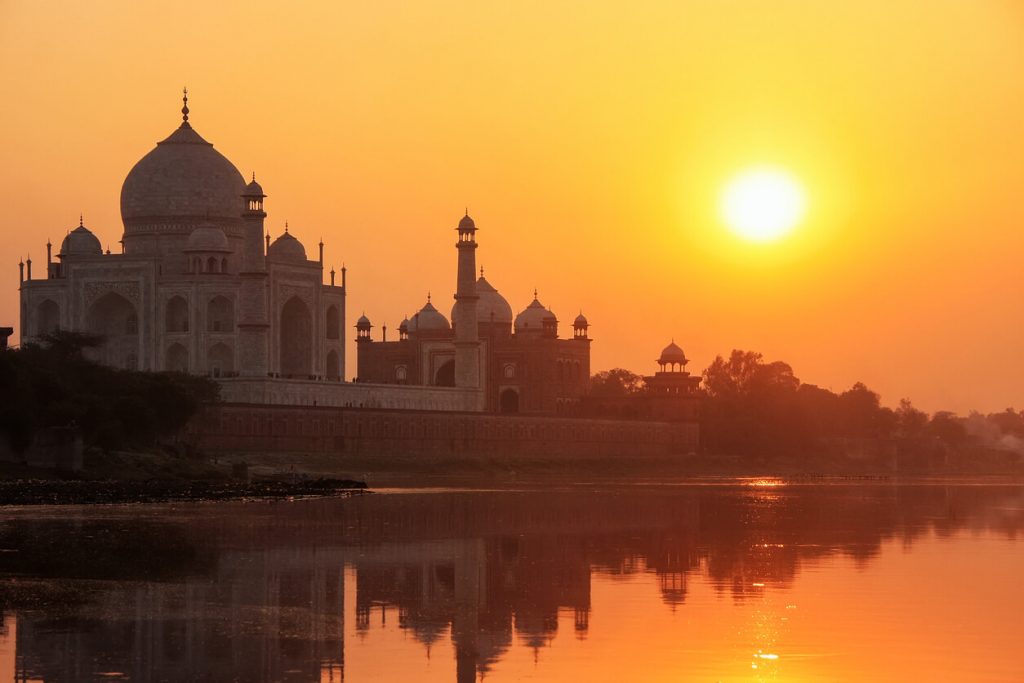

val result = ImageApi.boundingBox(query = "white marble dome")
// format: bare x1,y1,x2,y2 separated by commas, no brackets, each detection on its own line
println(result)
59,223,102,257
408,300,450,332
268,231,307,262
120,121,246,227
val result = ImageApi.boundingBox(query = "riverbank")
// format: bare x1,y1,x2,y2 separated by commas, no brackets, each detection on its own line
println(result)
0,478,367,506
223,448,1022,487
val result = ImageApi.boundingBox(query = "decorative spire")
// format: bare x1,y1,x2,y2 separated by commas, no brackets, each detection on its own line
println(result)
427,291,432,303
480,266,484,277
284,220,289,233
252,171,256,182
79,214,83,228
533,287,538,300
182,87,189,123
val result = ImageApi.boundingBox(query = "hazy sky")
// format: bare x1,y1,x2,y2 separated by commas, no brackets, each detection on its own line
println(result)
2,1,1023,413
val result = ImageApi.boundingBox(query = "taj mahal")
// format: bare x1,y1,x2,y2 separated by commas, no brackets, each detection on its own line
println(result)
17,91,701,423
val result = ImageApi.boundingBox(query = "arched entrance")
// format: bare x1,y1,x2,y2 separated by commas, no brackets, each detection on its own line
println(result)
500,388,520,413
326,305,340,340
207,296,234,332
280,296,312,378
35,299,60,336
434,359,455,387
165,296,188,332
85,292,138,369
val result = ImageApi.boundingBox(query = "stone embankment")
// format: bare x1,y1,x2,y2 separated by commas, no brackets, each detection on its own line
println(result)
0,478,366,506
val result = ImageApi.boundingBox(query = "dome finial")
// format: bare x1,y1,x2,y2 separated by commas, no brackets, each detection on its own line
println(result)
182,87,189,123
79,213,83,228
480,266,484,277
427,291,432,303
252,171,256,182
533,287,538,300
285,220,289,233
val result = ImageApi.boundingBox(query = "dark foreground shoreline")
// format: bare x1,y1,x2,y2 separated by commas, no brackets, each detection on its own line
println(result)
0,478,367,506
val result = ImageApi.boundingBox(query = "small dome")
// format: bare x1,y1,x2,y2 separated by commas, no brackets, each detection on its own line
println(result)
244,176,265,197
659,341,688,365
59,223,102,257
398,317,409,332
268,230,307,262
185,223,230,252
355,314,372,329
458,213,476,231
574,312,589,327
514,294,552,333
408,300,450,332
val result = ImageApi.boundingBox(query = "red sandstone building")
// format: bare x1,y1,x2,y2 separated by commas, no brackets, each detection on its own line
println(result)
355,213,592,415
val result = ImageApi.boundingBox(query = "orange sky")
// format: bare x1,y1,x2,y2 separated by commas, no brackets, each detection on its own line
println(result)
2,1,1023,413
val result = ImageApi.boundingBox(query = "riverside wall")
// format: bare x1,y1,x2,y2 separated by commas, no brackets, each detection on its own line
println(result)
188,403,700,458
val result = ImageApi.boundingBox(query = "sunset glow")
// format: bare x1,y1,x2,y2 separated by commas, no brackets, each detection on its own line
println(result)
721,168,806,242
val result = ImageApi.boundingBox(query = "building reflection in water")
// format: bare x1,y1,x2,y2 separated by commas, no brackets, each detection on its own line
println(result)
0,484,1020,682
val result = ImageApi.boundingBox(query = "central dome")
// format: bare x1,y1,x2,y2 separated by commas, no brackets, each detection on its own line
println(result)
120,121,246,229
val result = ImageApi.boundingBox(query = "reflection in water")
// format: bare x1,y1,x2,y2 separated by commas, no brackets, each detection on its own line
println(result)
0,483,1021,681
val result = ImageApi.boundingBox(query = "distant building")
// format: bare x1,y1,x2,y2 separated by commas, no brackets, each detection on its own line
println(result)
581,341,702,422
355,214,592,414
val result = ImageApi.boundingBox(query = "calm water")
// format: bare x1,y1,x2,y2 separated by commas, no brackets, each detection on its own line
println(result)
0,481,1021,682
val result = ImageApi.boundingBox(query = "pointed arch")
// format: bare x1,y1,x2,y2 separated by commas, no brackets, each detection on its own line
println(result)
85,291,138,369
500,388,520,414
207,295,234,332
35,299,60,336
434,359,455,387
280,296,313,378
165,296,189,333
325,305,340,340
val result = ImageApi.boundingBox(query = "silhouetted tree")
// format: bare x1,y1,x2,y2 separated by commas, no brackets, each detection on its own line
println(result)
589,368,644,397
0,330,219,454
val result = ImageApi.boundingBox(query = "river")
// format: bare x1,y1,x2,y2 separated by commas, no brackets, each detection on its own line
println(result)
0,479,1020,681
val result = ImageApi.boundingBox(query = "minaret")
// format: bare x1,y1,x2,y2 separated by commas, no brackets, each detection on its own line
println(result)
237,173,270,377
453,211,481,389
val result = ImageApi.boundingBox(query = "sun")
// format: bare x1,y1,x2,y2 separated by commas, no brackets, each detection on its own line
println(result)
720,167,807,242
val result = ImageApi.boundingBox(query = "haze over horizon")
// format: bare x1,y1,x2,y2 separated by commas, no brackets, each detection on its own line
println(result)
2,1,1023,414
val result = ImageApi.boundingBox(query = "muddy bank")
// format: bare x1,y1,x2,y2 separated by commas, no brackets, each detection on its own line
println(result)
0,478,367,506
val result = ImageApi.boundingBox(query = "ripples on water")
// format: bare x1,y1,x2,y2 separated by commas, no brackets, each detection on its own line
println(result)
0,481,1020,682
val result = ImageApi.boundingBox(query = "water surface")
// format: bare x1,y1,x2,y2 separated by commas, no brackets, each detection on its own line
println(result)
0,481,1020,681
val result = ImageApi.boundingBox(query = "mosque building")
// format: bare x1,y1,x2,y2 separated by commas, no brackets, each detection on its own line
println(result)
354,213,592,414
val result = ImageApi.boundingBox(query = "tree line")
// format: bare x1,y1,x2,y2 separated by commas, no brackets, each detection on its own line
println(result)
591,350,1024,461
0,331,219,455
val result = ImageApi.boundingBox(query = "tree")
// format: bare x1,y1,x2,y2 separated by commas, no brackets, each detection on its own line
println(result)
589,368,644,397
0,330,219,454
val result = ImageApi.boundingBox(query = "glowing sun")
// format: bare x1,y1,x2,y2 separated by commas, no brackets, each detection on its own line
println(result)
720,167,807,242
